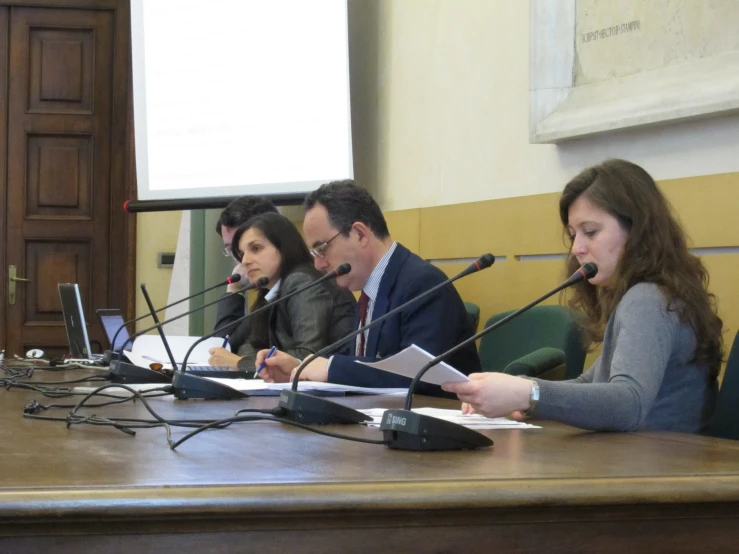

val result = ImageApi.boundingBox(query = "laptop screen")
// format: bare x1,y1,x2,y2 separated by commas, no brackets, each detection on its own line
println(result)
58,283,94,358
97,309,130,351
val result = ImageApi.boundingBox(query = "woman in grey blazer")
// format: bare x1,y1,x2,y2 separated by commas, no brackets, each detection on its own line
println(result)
207,212,356,373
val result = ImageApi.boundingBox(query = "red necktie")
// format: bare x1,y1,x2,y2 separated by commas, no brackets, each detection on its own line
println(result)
357,291,369,356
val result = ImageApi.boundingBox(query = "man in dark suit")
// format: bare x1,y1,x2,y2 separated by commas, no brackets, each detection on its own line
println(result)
256,180,480,395
212,196,278,336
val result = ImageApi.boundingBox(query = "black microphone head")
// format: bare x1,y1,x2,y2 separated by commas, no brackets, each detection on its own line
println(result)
459,254,496,278
477,253,495,269
226,274,242,284
334,263,351,276
580,263,598,279
255,276,269,287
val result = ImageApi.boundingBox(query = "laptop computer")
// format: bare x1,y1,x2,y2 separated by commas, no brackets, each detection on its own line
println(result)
58,283,100,361
96,308,131,352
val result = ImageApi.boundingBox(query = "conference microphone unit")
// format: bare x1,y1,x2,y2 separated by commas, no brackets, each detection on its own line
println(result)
380,262,598,451
278,254,496,426
172,264,352,400
108,277,268,385
104,273,243,364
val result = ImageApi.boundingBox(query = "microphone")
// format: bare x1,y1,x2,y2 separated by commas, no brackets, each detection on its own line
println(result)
172,264,352,400
105,273,243,363
380,263,598,451
276,254,496,426
108,277,267,385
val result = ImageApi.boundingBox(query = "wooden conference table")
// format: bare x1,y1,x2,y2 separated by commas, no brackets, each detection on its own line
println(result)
1,368,739,553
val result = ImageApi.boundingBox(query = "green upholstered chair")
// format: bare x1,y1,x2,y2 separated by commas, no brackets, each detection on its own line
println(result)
478,305,587,381
708,330,739,440
464,302,481,333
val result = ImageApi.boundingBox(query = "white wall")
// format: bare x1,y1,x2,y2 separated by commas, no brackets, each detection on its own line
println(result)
348,0,739,211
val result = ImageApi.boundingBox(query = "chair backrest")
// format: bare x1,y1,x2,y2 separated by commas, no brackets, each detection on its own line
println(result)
464,302,480,333
708,330,739,440
478,305,587,379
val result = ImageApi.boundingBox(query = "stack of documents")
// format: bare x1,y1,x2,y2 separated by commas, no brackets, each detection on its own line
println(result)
358,407,540,430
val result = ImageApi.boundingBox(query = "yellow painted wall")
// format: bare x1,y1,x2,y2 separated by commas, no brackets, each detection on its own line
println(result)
135,211,182,331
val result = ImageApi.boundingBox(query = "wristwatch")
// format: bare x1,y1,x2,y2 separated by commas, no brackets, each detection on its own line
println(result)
523,379,540,416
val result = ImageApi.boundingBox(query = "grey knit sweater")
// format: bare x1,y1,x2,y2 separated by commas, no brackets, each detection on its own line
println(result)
533,283,718,433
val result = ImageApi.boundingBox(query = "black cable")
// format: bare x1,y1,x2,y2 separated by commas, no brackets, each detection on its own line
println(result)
23,391,173,415
169,412,391,450
4,375,109,387
23,383,390,449
63,384,240,431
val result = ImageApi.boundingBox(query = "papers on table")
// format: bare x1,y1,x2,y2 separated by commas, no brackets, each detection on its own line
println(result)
356,345,469,385
359,408,541,430
124,335,228,370
202,378,408,396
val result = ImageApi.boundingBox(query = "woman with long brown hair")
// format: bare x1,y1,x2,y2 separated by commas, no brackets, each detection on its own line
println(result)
443,159,722,433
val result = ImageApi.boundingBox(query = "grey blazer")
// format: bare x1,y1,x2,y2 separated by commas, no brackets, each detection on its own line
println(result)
231,266,356,371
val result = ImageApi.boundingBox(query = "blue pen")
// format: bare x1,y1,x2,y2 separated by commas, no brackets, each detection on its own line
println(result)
254,346,276,379
221,335,229,348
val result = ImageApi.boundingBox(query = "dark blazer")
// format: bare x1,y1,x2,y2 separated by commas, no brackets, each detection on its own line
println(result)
328,243,480,396
213,291,247,338
228,265,356,371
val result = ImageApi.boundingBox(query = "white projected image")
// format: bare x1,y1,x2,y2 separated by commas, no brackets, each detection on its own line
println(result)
131,0,353,200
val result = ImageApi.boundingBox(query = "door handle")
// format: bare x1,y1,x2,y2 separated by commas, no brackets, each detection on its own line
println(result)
8,265,31,305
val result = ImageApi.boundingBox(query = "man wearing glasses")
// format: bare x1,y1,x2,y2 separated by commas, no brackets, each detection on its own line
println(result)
254,180,480,396
213,196,278,336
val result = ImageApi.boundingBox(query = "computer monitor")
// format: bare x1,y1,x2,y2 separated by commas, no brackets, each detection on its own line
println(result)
96,308,130,352
58,283,94,358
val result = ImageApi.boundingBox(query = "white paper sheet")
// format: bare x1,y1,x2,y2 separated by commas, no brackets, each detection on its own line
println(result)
126,335,229,369
73,383,173,397
203,378,408,396
356,344,470,385
359,407,541,429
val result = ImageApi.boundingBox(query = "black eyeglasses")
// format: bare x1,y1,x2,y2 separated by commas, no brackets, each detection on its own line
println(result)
310,225,351,259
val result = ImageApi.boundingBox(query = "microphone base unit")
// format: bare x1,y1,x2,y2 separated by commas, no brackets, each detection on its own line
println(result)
172,371,247,400
379,409,493,451
277,390,371,425
108,360,171,384
103,349,131,365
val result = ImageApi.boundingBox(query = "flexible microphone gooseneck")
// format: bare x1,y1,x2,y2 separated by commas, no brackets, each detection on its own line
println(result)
172,264,352,400
106,273,243,363
276,254,496,426
379,263,598,452
108,277,268,384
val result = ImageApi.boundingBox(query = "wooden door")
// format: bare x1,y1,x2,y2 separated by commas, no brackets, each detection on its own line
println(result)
2,3,134,358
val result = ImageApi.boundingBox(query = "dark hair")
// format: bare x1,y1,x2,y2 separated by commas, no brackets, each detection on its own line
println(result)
559,159,723,375
230,212,318,351
215,196,278,236
303,180,390,239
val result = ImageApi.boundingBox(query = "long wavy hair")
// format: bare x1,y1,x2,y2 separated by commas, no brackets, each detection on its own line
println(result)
231,212,318,351
559,159,723,376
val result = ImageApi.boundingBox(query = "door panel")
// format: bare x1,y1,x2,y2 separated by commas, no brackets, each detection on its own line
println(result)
27,134,93,218
6,7,113,355
0,6,8,348
28,27,95,113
